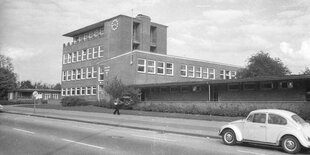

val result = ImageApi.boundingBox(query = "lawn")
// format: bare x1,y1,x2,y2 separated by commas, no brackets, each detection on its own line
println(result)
18,104,243,122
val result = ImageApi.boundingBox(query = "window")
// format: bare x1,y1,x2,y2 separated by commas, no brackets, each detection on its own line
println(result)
62,71,67,81
76,69,81,80
52,94,58,99
87,67,92,79
279,81,293,89
188,65,194,77
147,60,156,74
166,63,174,76
81,87,85,95
82,49,87,61
67,71,71,80
84,33,88,41
86,87,91,95
78,35,82,42
195,67,202,78
99,46,104,57
228,84,240,91
253,113,266,123
100,27,104,35
76,88,80,96
157,61,165,75
181,86,191,93
244,83,256,90
180,65,187,77
202,68,208,79
225,70,231,79
72,52,76,62
66,88,70,96
68,53,72,63
261,82,273,90
268,114,287,125
87,48,93,60
137,59,146,73
94,30,99,37
71,88,75,96
89,31,94,39
150,26,157,44
63,54,68,64
247,114,254,122
231,71,237,79
62,88,66,96
209,68,215,79
92,86,97,95
77,51,82,62
93,47,98,58
81,68,86,79
92,67,97,78
99,66,104,81
72,69,76,80
220,70,225,79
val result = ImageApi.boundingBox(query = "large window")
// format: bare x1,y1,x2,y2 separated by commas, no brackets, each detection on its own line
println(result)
86,87,91,95
261,82,273,90
87,48,93,60
87,67,92,79
63,54,68,64
92,67,97,78
231,71,236,79
225,70,231,79
67,71,71,80
72,52,77,62
99,46,104,57
82,50,87,61
147,60,156,74
166,63,173,76
209,68,215,79
180,65,187,77
76,88,80,96
99,66,104,81
81,87,85,95
220,70,225,79
195,66,202,78
62,71,67,81
253,113,266,123
188,65,194,78
202,68,208,79
71,88,75,96
92,86,97,95
157,61,165,75
77,51,81,62
66,88,70,96
68,53,72,63
72,69,76,80
268,114,287,125
279,81,293,89
81,68,86,79
93,47,98,59
137,59,146,73
76,69,81,80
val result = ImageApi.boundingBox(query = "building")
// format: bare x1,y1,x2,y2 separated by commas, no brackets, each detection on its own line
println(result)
8,89,61,101
61,14,241,101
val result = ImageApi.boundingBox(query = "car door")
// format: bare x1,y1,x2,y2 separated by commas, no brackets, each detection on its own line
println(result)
266,113,288,144
244,113,267,142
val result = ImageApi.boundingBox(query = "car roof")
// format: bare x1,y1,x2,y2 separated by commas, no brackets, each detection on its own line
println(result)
250,109,296,116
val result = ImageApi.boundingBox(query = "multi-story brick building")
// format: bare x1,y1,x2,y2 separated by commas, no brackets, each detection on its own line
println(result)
61,14,241,101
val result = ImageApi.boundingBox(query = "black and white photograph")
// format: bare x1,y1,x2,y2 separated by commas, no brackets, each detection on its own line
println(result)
0,0,310,154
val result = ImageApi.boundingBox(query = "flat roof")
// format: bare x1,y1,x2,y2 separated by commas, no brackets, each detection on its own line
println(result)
9,89,61,93
133,75,310,88
63,14,167,37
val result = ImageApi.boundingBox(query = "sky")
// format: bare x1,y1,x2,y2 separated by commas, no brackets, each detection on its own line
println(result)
1,0,310,84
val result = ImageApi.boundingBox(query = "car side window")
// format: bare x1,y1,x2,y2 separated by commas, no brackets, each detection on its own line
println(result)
252,113,266,123
246,114,254,122
268,114,287,125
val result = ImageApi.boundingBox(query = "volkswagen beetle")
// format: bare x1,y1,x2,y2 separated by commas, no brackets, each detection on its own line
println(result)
219,109,310,154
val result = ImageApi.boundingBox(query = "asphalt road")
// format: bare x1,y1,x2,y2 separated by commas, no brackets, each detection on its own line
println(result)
0,113,309,155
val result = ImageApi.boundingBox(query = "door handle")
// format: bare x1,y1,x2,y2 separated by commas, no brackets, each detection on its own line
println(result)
259,125,266,128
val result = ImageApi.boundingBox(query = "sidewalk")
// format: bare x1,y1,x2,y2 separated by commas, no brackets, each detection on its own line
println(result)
3,105,227,139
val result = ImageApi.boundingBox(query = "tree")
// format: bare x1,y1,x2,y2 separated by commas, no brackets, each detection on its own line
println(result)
237,51,291,78
104,77,140,101
303,67,310,75
53,83,61,90
0,54,17,99
20,80,35,89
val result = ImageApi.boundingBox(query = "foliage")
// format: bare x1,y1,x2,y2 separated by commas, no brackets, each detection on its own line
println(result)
0,54,14,71
303,67,310,75
53,83,61,90
0,68,17,99
104,77,125,99
61,97,88,106
237,51,291,78
20,80,35,89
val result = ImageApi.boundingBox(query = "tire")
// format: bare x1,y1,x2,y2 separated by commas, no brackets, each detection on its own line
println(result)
222,129,236,145
281,135,301,154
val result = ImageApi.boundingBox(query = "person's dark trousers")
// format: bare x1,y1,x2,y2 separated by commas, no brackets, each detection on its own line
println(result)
113,106,120,115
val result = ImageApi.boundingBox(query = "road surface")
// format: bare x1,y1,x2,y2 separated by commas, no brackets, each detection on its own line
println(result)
0,113,309,155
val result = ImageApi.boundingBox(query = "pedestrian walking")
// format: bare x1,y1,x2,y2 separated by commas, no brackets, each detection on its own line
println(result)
113,98,121,115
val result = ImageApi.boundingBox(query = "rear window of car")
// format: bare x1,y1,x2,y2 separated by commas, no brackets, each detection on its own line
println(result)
268,114,287,125
292,115,306,124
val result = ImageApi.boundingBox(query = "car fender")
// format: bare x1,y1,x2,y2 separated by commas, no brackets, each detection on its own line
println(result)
277,129,309,147
220,124,243,142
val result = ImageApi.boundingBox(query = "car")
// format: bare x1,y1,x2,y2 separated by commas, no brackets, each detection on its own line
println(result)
219,109,310,154
0,104,3,112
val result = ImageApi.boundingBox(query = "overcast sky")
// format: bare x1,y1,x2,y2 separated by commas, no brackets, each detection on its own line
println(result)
1,0,310,84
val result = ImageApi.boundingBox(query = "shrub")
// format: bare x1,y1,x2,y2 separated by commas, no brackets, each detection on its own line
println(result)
61,97,88,107
96,99,113,108
0,100,11,105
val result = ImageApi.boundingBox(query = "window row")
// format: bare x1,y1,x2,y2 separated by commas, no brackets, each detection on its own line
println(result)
228,81,294,91
220,70,237,80
180,65,215,79
137,59,174,76
73,27,104,43
63,46,104,64
44,93,59,100
62,86,97,96
62,66,105,81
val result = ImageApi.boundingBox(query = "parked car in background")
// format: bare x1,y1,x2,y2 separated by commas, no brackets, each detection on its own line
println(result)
219,109,310,154
0,104,3,112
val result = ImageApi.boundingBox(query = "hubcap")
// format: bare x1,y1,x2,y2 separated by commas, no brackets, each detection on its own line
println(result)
225,132,233,143
285,139,296,150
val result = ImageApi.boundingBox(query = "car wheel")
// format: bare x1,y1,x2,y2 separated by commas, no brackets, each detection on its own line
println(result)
222,129,236,145
281,135,301,154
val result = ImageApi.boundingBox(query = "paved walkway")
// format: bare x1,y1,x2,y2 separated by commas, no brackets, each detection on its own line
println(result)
2,105,227,139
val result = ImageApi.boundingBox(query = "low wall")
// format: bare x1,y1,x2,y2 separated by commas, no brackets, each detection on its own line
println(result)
134,101,310,119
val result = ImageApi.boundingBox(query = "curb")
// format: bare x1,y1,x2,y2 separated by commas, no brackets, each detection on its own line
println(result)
4,111,221,139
